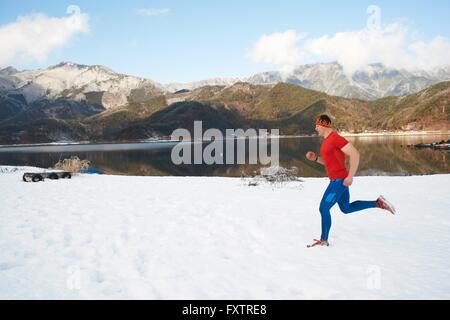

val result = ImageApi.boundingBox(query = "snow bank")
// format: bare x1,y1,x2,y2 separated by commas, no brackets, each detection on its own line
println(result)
0,167,449,299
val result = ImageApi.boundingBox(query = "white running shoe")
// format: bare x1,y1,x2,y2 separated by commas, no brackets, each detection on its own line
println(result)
376,195,396,215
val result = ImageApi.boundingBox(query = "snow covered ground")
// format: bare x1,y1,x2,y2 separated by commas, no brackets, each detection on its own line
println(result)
0,166,449,299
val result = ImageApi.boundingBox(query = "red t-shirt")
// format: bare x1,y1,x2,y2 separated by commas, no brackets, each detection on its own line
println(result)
320,131,349,179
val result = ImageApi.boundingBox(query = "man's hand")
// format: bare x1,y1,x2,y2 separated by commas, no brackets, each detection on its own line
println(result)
306,151,317,161
343,176,353,186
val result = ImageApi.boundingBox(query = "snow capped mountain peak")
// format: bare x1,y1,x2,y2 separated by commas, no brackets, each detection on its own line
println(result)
47,61,117,77
0,66,19,75
49,61,88,69
1,62,166,109
165,77,245,92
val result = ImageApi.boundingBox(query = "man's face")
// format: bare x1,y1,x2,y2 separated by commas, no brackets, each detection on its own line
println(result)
315,124,325,136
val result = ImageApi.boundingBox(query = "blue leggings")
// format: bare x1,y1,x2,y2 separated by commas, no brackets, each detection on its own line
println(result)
320,179,377,241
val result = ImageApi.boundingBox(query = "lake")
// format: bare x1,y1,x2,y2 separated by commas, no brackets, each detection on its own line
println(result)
0,134,449,177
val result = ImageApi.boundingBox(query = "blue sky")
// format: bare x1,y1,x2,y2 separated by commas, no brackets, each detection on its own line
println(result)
1,0,450,83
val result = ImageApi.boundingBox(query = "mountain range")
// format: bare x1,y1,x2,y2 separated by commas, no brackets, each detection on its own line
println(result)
0,61,449,144
166,62,450,100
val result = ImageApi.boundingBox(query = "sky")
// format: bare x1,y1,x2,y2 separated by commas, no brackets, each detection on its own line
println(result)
1,0,450,83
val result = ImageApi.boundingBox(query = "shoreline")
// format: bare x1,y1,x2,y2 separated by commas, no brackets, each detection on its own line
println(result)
1,165,449,178
339,130,450,137
0,131,449,149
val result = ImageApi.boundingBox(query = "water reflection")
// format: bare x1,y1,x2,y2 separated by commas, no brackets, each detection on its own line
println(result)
0,135,448,177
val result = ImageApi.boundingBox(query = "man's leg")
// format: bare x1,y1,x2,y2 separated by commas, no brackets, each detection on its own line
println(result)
319,180,347,241
337,183,377,214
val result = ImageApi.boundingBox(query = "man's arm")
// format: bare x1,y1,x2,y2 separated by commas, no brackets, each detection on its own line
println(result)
341,143,360,186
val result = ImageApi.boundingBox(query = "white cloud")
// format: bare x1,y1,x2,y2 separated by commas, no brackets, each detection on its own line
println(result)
409,36,450,70
0,11,89,67
306,23,416,76
307,23,407,75
247,29,306,73
135,8,171,17
249,24,450,76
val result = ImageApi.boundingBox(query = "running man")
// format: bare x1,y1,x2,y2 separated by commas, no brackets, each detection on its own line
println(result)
305,115,395,247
